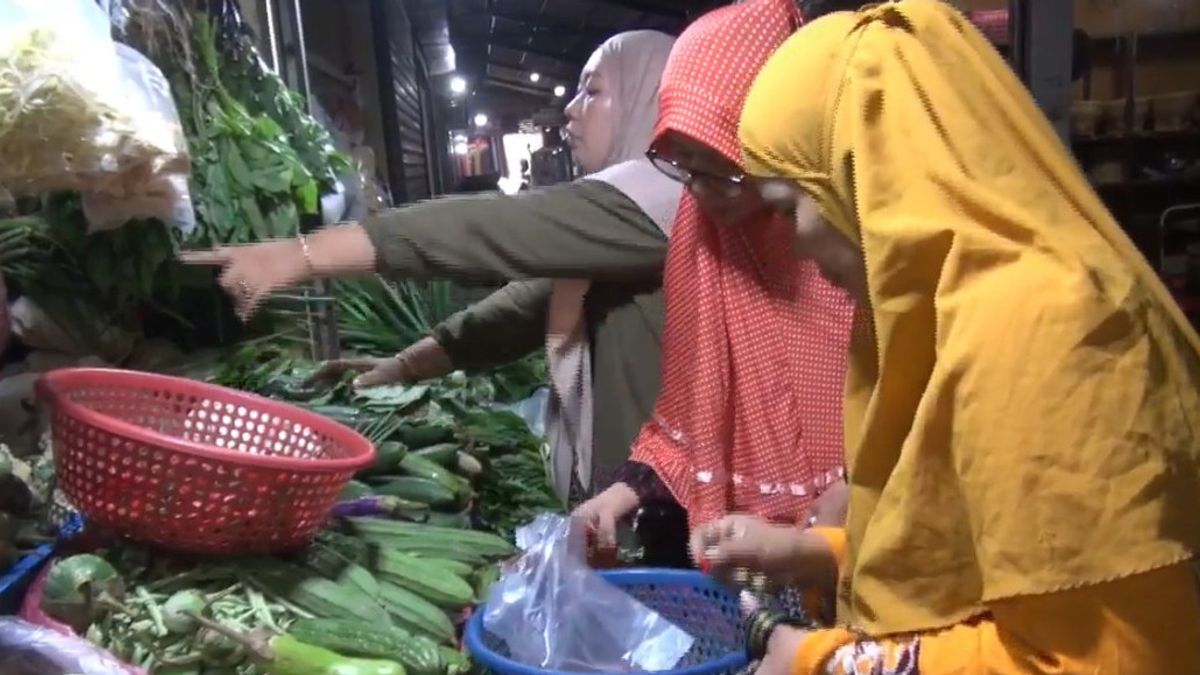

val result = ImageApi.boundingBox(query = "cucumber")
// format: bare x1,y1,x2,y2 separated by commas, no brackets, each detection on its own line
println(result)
411,443,459,466
365,441,408,475
400,454,471,496
373,477,457,507
396,424,454,449
339,480,374,501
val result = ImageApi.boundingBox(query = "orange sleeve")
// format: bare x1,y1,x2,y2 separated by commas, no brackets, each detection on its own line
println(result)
809,527,847,568
800,527,846,624
789,562,1200,674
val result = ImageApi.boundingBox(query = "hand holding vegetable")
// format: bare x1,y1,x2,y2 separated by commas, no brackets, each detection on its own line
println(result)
180,224,379,321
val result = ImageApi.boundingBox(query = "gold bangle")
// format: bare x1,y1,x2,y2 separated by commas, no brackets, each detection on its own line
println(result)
297,233,316,275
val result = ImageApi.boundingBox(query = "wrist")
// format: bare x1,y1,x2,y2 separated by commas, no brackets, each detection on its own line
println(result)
608,482,640,513
774,528,836,587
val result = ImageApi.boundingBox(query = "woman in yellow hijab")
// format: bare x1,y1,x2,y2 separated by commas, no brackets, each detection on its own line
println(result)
705,0,1200,672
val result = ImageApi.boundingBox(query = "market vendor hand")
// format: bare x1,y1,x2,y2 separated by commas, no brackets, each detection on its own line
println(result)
306,338,453,389
179,240,310,321
691,515,834,589
573,482,639,551
306,356,409,389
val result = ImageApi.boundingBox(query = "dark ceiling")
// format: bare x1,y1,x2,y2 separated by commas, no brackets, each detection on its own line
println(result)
406,0,727,127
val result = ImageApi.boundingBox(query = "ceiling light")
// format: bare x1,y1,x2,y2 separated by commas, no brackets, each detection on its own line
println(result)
553,85,566,97
529,72,541,83
473,113,489,127
449,76,467,95
453,142,469,156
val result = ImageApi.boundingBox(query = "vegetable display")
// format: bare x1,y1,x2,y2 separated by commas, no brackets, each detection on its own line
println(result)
4,343,556,672
31,509,518,673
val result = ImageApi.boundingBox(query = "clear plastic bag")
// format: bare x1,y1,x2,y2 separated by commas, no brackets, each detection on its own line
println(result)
483,514,695,672
493,386,549,438
0,617,132,675
0,0,190,203
79,44,195,233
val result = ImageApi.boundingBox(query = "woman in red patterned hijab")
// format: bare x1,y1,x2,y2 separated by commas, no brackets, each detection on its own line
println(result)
576,0,856,571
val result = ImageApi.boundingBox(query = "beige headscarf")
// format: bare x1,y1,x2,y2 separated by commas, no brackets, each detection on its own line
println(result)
545,30,680,504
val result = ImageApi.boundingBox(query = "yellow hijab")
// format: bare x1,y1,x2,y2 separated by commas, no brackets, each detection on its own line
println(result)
740,0,1200,636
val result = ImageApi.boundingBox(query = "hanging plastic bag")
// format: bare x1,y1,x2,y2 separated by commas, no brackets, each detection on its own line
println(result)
77,43,194,233
0,0,190,202
482,514,695,672
0,617,133,675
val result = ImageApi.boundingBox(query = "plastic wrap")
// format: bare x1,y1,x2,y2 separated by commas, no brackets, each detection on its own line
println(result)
0,0,190,212
493,386,549,438
0,618,133,675
483,514,694,672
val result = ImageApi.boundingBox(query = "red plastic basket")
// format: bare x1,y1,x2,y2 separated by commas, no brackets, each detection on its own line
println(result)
35,368,376,556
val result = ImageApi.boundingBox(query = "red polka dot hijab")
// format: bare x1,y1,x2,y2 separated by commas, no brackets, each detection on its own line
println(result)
628,0,855,529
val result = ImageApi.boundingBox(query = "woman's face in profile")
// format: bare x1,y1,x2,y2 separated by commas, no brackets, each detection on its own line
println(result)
759,180,867,301
651,132,769,229
563,50,617,175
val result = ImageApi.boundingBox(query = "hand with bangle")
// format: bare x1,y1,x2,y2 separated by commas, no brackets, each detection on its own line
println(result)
179,224,379,322
745,601,812,675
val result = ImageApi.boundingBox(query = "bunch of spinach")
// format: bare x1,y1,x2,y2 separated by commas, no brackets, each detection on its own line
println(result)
179,16,318,244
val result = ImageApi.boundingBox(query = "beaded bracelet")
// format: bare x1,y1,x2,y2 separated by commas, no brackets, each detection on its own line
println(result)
297,233,315,274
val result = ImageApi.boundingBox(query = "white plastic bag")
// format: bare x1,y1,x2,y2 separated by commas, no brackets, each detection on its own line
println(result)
0,617,131,675
0,0,190,202
483,514,695,672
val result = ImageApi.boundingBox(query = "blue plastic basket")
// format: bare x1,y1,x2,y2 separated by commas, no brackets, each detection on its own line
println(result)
0,514,84,614
465,568,749,675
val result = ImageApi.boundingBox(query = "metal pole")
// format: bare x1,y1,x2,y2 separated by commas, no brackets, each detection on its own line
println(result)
270,0,341,362
1010,0,1074,142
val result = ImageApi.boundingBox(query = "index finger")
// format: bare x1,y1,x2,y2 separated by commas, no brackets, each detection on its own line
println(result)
177,249,230,266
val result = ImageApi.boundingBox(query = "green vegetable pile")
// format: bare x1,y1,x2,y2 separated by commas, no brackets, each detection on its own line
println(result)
125,3,349,246
39,520,496,674
0,441,62,575
197,341,558,539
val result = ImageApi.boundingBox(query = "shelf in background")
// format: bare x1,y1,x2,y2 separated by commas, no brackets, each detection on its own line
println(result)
1088,28,1200,51
1095,175,1200,195
1073,129,1200,150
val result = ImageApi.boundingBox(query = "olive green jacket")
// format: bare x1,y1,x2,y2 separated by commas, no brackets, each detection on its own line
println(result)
362,180,668,487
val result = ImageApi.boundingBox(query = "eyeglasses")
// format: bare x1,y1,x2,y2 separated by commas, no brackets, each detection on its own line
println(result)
646,147,747,196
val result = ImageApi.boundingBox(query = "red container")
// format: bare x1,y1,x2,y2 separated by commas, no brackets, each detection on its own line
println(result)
36,368,375,556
